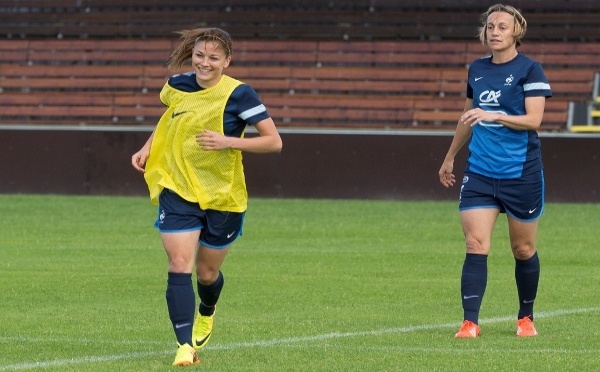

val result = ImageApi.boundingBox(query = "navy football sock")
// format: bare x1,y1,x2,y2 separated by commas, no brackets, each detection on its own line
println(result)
198,271,224,316
166,272,195,345
515,252,540,320
461,253,488,324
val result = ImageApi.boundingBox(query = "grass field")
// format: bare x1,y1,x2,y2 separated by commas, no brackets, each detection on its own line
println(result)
1,194,599,371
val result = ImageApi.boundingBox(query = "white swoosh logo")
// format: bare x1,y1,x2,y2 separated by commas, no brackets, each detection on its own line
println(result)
463,295,479,300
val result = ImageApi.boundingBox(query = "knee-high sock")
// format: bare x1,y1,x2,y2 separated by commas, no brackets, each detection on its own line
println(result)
515,252,540,320
461,253,488,324
166,272,195,345
198,271,224,316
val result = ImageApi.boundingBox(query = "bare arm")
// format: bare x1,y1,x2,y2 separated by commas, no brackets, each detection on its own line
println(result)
131,130,155,173
196,117,283,153
438,99,473,188
459,96,546,131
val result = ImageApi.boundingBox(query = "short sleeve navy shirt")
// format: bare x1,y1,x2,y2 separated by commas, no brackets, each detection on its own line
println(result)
465,53,552,178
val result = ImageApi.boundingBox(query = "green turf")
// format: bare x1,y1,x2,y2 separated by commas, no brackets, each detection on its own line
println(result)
0,195,599,371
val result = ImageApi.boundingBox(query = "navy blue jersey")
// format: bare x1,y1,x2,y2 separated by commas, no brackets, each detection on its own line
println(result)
166,72,270,137
466,53,552,178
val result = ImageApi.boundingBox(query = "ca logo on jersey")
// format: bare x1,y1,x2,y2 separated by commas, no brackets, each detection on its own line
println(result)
479,90,501,107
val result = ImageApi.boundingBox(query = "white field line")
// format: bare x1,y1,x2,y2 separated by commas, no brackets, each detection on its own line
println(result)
1,306,598,371
301,345,600,354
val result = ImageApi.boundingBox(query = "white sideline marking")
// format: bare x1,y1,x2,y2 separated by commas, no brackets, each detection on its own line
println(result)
1,307,598,371
335,346,600,354
0,337,168,346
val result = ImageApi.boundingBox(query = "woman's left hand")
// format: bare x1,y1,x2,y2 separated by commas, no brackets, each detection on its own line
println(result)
196,130,231,151
460,108,500,127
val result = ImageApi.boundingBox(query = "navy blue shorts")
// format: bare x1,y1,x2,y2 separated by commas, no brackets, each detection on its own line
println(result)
155,189,245,249
459,170,544,222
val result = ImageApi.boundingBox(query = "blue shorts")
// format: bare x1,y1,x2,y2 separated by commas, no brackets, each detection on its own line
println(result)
155,189,245,249
459,170,544,222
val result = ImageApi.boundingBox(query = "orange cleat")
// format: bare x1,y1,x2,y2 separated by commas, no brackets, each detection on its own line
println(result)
516,316,538,337
455,320,481,338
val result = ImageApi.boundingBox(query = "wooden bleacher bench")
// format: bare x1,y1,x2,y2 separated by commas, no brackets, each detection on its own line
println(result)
0,38,597,130
1,0,597,130
2,39,598,70
1,2,598,41
12,0,600,11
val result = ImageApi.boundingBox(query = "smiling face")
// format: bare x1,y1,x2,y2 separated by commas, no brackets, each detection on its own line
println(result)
191,40,231,88
485,11,517,53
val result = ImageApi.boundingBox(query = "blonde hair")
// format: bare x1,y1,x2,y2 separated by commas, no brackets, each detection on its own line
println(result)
478,4,527,47
167,27,233,70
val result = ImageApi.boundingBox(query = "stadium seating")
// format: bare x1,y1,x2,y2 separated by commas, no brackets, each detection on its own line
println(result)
1,37,598,130
2,0,599,41
0,1,599,130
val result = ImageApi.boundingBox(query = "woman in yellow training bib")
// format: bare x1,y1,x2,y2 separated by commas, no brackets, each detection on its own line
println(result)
131,27,282,367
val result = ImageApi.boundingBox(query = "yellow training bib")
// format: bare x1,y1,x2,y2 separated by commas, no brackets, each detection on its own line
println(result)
144,75,248,212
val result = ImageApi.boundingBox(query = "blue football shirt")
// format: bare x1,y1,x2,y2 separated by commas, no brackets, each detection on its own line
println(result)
466,53,552,178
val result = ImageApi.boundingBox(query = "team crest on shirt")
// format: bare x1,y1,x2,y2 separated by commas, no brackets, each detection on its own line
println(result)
504,74,514,86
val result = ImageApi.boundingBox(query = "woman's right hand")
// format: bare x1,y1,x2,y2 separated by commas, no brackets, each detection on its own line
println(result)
131,147,150,173
438,159,456,188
